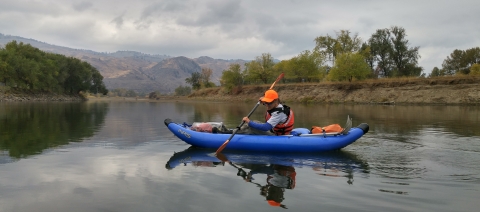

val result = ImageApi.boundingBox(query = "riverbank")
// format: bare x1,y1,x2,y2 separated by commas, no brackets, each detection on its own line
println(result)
0,90,85,102
2,76,479,105
189,76,480,105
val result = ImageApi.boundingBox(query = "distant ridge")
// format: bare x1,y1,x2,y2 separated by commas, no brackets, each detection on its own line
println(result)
0,33,248,94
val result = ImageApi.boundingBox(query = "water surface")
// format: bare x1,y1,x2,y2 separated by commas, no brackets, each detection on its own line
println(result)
0,100,479,212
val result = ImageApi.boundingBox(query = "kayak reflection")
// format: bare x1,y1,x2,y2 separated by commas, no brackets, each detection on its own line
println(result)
165,147,369,208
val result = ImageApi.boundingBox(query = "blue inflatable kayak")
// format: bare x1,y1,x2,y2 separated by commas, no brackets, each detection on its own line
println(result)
164,118,369,152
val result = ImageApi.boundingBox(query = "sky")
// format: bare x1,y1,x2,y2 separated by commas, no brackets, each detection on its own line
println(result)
1,0,479,74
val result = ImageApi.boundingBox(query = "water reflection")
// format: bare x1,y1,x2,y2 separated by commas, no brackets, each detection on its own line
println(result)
230,162,295,209
166,147,369,208
0,102,109,159
341,105,480,138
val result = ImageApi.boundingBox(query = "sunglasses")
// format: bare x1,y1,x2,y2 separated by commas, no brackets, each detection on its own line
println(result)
262,101,274,106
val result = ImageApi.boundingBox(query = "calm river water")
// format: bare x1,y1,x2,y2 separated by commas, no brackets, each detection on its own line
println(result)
0,100,479,212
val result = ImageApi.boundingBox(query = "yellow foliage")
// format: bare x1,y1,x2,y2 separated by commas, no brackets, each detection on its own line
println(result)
470,64,480,76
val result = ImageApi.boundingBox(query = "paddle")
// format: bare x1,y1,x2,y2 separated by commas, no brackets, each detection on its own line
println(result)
215,73,284,155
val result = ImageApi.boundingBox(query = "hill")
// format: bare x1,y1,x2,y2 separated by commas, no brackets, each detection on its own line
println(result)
0,33,248,94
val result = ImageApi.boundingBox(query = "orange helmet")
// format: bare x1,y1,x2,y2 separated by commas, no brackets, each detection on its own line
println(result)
260,89,278,103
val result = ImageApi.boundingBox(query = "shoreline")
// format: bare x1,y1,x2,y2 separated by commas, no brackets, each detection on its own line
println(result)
188,76,480,105
0,91,85,102
2,76,480,105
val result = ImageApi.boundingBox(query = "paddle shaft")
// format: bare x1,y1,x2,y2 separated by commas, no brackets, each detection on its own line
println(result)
215,73,284,154
221,101,261,147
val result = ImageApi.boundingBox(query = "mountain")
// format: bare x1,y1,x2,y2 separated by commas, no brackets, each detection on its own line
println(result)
0,33,248,94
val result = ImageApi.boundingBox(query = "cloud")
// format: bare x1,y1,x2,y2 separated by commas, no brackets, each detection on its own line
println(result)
1,0,479,73
72,1,93,12
111,14,125,29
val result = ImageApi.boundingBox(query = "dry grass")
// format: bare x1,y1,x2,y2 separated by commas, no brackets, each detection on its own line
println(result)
256,75,480,90
188,75,480,104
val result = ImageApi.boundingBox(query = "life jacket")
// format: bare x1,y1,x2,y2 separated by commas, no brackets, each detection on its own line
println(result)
265,104,294,135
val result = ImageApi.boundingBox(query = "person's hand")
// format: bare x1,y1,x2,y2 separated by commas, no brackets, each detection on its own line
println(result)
242,117,250,123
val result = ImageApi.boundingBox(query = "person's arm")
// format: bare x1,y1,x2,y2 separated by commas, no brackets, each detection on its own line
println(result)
248,121,273,131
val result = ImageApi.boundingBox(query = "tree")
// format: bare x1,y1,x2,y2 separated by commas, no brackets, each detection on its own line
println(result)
470,64,480,76
149,91,162,99
200,68,215,88
276,50,326,82
442,47,480,75
327,53,371,82
314,34,337,64
336,30,362,54
244,53,275,84
0,50,13,85
125,89,137,97
360,42,375,72
90,70,108,95
368,28,392,77
314,30,362,66
185,72,202,90
220,63,244,93
174,85,192,96
111,88,128,97
366,26,423,77
429,67,443,77
389,26,421,77
0,40,108,94
442,49,465,75
0,60,7,85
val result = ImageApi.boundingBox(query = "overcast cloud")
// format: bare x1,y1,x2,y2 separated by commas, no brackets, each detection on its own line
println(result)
1,0,479,73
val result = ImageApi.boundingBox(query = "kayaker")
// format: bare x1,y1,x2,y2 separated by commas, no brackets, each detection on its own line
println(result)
241,89,295,135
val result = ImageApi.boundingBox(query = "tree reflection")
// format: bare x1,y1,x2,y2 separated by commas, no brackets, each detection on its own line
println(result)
0,102,109,158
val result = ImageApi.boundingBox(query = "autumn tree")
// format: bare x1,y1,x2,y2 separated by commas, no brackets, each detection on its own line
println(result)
220,63,244,93
244,53,275,84
275,50,326,82
200,68,215,88
442,47,480,75
327,53,371,82
470,64,480,76
314,30,362,66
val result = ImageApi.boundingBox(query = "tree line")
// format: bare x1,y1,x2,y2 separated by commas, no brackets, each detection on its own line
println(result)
0,41,108,95
431,47,480,76
182,26,479,93
220,26,424,92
